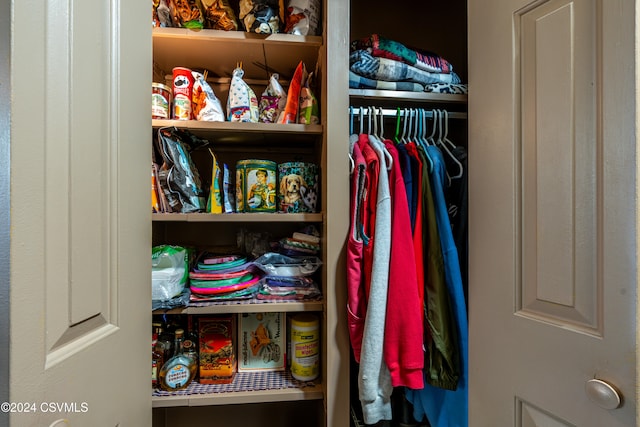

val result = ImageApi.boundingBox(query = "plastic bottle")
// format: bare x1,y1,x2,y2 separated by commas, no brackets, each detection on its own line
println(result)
290,313,319,381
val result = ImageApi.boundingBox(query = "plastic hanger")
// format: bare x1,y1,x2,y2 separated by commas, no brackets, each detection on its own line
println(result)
394,107,402,143
348,106,355,173
378,106,385,140
438,109,464,179
416,109,434,172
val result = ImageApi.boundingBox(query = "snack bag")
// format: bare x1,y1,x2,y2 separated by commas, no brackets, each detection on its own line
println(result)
284,0,320,35
278,61,305,124
207,148,223,213
298,71,319,124
227,66,259,122
239,0,284,33
200,0,239,30
192,71,225,121
223,164,235,213
153,0,175,27
259,73,287,123
171,0,204,29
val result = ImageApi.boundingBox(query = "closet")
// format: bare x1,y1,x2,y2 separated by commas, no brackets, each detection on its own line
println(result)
149,1,467,426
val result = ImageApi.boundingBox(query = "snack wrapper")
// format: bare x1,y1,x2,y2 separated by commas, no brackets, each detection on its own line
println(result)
278,61,305,124
284,0,320,35
201,0,239,30
239,0,284,33
192,71,225,122
259,74,287,123
227,66,259,122
298,71,319,124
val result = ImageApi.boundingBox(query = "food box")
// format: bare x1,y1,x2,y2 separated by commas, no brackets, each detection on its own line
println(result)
198,315,236,384
238,312,286,372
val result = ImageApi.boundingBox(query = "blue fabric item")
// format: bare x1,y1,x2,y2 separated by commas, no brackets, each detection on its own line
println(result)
406,146,468,427
395,143,414,229
349,71,424,92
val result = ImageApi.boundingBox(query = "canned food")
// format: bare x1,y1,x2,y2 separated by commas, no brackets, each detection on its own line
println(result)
152,82,172,120
172,67,194,120
236,159,277,213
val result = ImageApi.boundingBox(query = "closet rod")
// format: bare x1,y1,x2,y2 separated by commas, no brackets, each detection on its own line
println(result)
349,107,467,120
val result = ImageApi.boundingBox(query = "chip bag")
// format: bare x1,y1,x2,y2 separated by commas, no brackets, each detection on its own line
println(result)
192,71,225,121
200,0,239,30
239,0,284,33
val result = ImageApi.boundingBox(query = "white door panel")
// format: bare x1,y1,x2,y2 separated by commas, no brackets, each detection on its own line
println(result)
11,0,152,425
468,0,636,426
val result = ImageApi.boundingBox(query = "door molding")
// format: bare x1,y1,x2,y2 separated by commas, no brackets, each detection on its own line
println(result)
0,0,10,424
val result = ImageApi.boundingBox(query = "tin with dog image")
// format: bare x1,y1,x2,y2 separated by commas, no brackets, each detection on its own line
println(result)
277,162,319,213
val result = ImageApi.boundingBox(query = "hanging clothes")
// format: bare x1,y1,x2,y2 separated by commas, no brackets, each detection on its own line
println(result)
407,145,468,427
347,136,367,363
383,139,424,390
358,134,393,425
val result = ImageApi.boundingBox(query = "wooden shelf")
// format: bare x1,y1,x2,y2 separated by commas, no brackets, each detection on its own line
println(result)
154,300,324,315
349,89,467,104
152,212,323,223
153,27,323,81
152,371,323,408
152,120,323,146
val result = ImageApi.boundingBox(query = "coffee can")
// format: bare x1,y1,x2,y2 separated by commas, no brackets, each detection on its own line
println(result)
172,67,194,120
277,162,319,213
236,159,277,213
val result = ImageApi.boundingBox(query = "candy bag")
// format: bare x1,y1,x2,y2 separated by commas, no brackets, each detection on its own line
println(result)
227,65,259,122
259,73,287,123
192,71,225,121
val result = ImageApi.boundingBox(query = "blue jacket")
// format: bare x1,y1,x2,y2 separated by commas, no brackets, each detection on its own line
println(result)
406,146,468,427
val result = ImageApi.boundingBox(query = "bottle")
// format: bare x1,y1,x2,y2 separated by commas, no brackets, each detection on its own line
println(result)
152,323,165,389
158,329,197,391
182,317,199,381
290,313,320,381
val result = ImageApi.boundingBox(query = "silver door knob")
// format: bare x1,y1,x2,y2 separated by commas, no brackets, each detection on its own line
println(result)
585,379,622,410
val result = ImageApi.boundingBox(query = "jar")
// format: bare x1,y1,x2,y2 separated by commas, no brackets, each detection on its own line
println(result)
290,313,319,381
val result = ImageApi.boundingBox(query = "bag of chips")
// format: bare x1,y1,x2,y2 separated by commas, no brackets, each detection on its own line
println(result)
171,0,204,29
200,0,239,30
192,71,225,121
239,0,284,33
227,65,259,122
284,0,320,35
259,73,287,123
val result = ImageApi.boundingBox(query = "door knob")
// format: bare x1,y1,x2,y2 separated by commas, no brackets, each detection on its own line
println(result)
585,379,622,410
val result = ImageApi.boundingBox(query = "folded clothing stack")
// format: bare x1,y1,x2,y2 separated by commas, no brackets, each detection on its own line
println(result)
349,34,468,94
188,254,262,302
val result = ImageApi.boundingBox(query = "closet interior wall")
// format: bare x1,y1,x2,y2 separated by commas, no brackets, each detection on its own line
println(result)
349,0,468,140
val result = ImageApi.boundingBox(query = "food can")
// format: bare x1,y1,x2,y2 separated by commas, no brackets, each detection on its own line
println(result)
290,313,319,381
277,162,319,213
236,159,277,213
152,82,172,120
172,67,194,120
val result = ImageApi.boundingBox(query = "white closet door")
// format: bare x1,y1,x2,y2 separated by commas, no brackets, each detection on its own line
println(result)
468,0,637,426
10,0,152,425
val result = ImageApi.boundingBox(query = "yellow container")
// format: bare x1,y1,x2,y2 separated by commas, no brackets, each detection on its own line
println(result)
290,313,319,381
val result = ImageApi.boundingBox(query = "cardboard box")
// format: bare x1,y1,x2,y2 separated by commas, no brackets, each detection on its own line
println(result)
238,312,286,372
198,315,236,384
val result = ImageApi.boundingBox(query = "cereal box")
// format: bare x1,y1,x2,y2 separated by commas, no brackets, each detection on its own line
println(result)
238,312,286,372
198,315,236,384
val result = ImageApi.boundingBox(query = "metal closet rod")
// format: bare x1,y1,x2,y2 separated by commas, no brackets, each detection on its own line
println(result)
349,107,467,120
